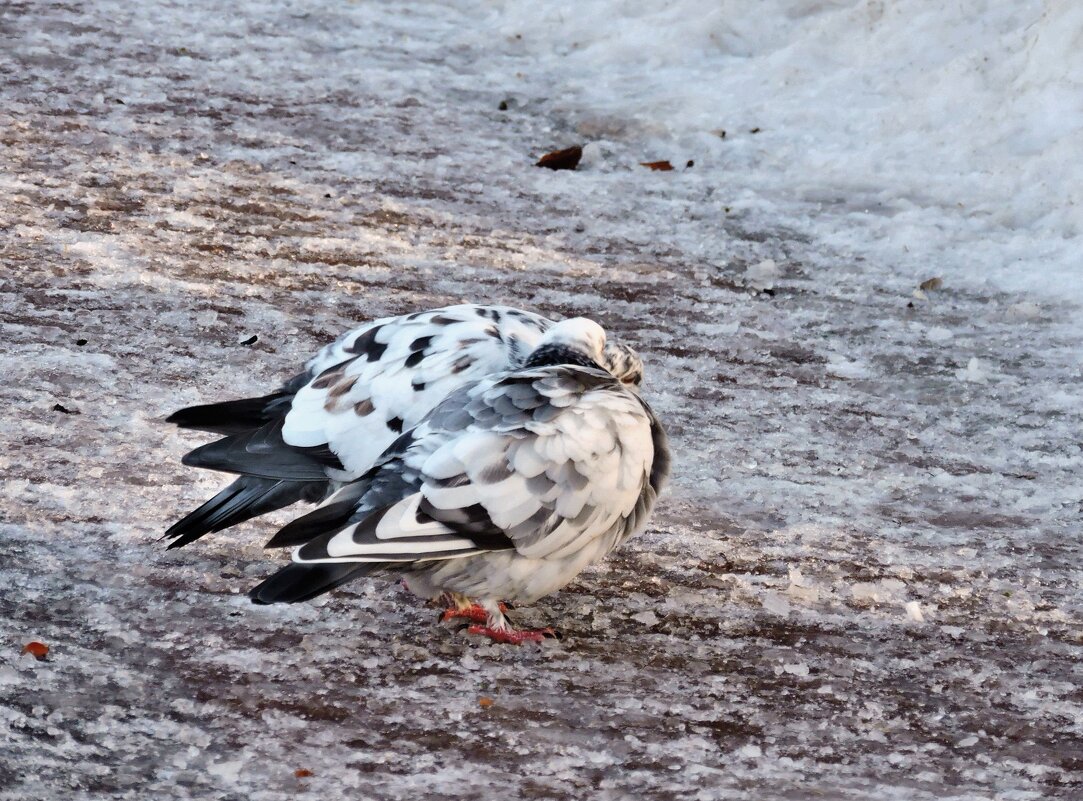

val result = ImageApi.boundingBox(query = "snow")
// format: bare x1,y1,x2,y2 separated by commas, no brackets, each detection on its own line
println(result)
744,259,782,291
480,0,1083,307
761,592,792,617
905,601,926,624
955,356,992,384
1,0,1081,799
781,662,810,678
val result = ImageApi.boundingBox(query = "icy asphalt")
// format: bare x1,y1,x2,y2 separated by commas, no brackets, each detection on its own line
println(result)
1,1,1081,799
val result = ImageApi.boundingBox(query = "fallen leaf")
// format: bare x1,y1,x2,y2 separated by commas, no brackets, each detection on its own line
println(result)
21,641,49,660
478,697,494,709
294,769,314,778
535,145,582,171
919,277,943,292
640,160,674,171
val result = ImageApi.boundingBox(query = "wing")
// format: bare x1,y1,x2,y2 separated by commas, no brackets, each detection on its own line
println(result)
249,417,514,602
418,369,663,561
164,306,551,548
279,367,662,568
280,305,552,476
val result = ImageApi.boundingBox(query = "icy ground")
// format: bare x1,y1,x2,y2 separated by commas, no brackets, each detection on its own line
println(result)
2,1,1082,799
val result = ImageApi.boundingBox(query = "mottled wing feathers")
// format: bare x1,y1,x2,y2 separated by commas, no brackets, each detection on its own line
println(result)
281,305,552,475
279,366,660,572
304,305,550,377
419,369,658,560
291,494,511,565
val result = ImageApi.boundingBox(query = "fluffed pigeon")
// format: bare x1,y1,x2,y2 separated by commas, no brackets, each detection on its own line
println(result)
249,318,670,644
164,305,645,548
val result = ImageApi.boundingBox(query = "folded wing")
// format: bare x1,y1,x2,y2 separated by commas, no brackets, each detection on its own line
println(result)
281,306,551,474
165,305,551,547
250,366,668,603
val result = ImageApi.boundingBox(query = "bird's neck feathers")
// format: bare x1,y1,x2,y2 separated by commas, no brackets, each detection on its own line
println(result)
522,344,603,370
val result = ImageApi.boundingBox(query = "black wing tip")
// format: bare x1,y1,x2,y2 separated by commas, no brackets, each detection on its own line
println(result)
263,497,368,549
248,569,294,605
179,436,234,470
248,562,372,605
176,420,341,480
179,446,210,469
263,514,328,550
166,405,218,428
263,528,302,549
162,524,211,549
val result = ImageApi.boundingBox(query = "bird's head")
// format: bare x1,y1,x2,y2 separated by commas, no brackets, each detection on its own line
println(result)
522,317,607,370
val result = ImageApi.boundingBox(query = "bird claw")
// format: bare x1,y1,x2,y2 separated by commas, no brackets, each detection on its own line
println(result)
439,602,508,625
466,625,558,645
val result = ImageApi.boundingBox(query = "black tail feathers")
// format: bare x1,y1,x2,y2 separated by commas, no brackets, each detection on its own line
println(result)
179,419,342,480
166,393,294,436
163,476,326,549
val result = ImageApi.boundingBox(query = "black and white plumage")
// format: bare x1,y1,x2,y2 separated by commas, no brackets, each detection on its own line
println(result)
164,305,645,549
250,319,670,640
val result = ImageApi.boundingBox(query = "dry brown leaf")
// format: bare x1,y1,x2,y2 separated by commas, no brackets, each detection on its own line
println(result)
640,160,674,171
478,697,494,709
21,641,49,660
294,769,314,778
535,145,582,171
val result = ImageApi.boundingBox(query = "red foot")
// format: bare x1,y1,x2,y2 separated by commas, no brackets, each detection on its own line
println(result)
467,625,555,645
441,602,507,624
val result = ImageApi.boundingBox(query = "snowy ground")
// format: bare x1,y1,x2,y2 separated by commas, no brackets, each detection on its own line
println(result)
2,1,1082,799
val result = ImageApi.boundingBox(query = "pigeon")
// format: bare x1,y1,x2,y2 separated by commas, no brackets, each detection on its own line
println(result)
164,305,646,549
249,318,670,644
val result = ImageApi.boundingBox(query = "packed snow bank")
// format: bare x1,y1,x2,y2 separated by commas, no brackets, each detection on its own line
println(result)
478,0,1082,301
